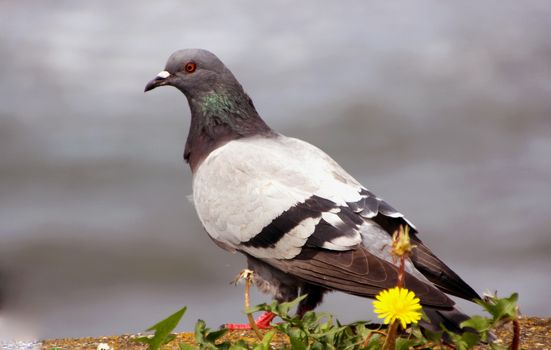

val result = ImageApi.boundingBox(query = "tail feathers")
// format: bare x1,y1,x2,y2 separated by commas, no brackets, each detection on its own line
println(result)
420,307,470,334
420,307,496,344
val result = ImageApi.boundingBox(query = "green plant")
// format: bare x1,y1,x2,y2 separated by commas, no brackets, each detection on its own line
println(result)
137,293,520,349
134,307,187,350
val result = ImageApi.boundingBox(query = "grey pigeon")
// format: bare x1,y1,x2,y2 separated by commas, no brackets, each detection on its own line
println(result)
145,49,480,333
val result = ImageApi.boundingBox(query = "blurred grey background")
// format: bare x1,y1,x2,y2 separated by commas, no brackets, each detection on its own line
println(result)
1,0,550,341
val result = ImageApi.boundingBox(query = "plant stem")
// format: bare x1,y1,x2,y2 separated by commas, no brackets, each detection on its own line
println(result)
511,318,520,350
397,255,405,288
382,321,398,350
362,330,387,347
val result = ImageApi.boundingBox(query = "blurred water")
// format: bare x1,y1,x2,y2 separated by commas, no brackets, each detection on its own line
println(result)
1,0,550,341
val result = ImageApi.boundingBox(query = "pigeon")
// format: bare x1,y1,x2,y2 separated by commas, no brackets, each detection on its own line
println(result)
144,48,480,333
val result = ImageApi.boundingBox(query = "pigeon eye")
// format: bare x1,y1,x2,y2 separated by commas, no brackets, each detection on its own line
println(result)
184,62,197,73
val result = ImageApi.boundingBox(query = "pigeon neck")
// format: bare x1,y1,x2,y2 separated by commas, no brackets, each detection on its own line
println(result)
184,90,274,172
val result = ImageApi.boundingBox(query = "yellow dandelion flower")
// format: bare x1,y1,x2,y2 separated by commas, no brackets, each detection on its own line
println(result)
373,287,422,329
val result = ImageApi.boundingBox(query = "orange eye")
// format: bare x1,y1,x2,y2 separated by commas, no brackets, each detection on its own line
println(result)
184,62,196,73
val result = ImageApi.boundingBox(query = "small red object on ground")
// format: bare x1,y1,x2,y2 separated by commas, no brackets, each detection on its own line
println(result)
224,311,276,330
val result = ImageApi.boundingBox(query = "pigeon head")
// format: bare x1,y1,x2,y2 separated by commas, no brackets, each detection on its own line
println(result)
145,48,240,98
145,49,274,171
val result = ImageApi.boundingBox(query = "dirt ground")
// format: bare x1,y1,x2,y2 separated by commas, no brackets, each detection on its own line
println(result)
41,316,550,350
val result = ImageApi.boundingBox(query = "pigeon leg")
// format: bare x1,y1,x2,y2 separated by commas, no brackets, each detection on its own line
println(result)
223,311,276,330
297,284,326,317
225,268,276,330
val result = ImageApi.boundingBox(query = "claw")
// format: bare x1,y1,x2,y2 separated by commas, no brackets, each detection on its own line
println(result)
233,269,254,285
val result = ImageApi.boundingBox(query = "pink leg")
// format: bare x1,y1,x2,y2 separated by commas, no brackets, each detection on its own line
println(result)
223,311,276,330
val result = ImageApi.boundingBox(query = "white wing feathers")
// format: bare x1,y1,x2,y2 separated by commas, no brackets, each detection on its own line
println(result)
192,135,408,260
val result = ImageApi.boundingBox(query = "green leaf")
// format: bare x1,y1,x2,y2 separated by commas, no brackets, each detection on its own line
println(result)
192,319,234,349
310,342,324,350
421,328,443,344
245,303,271,315
364,334,383,350
460,315,492,342
179,344,198,350
146,307,187,333
353,323,369,340
214,342,231,350
205,328,229,343
460,332,481,348
276,295,307,318
301,310,317,326
262,330,276,347
251,330,276,350
229,340,249,350
461,315,491,333
135,307,187,350
445,328,481,350
194,319,207,344
489,343,509,350
475,293,519,323
396,338,417,350
287,327,308,350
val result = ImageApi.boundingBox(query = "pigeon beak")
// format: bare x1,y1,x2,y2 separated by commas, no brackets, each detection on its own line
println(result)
144,71,172,92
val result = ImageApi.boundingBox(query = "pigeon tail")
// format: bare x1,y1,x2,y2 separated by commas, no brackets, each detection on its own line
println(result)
420,307,495,343
421,307,470,334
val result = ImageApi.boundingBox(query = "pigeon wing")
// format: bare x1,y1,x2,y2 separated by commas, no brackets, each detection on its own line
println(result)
193,134,475,305
348,192,481,301
263,247,455,308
